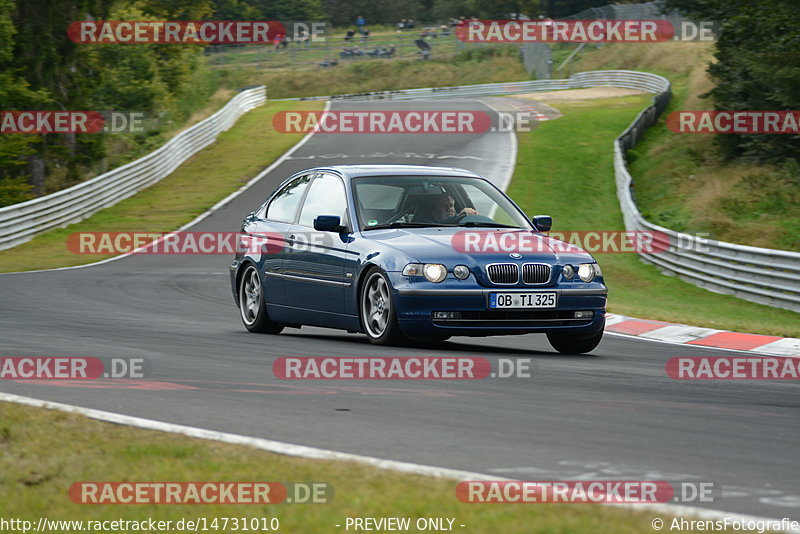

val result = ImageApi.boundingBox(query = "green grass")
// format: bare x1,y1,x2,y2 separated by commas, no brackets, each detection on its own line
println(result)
237,47,529,99
569,42,800,251
0,100,322,273
626,80,800,251
507,95,800,337
206,32,468,70
0,402,738,534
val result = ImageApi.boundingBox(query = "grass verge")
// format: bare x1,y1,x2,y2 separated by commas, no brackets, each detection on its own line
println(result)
507,94,800,337
0,100,321,273
231,48,528,99
0,401,730,533
570,42,800,251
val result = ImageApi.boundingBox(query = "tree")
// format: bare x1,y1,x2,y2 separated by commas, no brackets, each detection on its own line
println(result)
664,0,800,162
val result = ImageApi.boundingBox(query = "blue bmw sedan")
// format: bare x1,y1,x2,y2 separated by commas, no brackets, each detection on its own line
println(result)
229,165,607,353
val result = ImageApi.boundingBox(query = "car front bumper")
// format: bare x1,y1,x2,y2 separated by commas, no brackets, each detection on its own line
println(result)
390,277,607,337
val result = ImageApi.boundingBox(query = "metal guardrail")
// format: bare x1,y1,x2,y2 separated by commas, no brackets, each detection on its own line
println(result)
282,69,671,102
0,86,267,251
613,80,800,313
289,69,800,312
4,71,796,313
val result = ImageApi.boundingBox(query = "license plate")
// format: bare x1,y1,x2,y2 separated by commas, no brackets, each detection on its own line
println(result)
489,292,557,309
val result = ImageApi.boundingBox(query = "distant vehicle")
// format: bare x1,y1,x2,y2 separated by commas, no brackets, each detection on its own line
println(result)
230,165,607,353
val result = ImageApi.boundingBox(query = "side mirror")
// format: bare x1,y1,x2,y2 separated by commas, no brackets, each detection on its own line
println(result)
532,215,552,232
314,215,346,232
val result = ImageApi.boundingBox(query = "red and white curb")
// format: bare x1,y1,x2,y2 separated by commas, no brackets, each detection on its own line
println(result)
504,98,560,122
605,313,800,357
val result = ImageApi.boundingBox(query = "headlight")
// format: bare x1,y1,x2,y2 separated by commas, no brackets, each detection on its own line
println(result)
402,263,448,283
562,264,575,280
453,265,470,280
423,264,447,283
578,263,597,282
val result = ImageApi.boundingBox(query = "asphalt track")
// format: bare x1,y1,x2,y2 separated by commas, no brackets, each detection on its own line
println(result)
1,99,798,520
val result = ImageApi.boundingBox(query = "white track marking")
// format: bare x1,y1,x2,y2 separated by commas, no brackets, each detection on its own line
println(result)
1,391,795,532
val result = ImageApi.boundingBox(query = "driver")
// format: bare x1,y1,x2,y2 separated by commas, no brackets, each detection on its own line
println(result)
429,193,477,222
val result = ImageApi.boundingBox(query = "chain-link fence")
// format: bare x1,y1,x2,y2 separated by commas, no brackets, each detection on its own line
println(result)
564,0,681,22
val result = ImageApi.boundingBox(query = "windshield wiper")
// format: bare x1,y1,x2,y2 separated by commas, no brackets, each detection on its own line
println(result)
363,222,455,231
457,222,521,228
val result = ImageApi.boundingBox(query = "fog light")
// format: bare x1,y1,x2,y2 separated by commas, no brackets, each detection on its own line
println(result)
433,311,461,320
573,310,594,319
453,265,470,280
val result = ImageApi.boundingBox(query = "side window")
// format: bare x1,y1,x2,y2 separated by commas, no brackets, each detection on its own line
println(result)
298,174,347,228
266,174,312,222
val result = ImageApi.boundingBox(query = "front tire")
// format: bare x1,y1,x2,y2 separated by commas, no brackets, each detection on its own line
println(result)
547,330,603,354
360,268,407,345
238,265,284,334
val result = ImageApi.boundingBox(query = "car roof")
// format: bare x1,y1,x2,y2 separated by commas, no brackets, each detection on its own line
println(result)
307,164,484,180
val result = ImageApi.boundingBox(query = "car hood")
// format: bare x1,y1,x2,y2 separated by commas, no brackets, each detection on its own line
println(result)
364,228,596,265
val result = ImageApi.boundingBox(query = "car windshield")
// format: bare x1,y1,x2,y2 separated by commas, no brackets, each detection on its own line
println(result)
353,175,533,231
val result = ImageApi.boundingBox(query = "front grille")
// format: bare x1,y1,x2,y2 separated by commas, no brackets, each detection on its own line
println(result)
522,263,551,284
487,263,518,284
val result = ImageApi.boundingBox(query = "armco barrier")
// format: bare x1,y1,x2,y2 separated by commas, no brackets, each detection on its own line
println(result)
4,71,797,314
281,69,670,102
291,69,800,313
0,86,266,251
616,114,800,313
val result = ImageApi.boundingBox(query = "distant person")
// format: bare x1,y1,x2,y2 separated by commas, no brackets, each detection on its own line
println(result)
356,15,366,35
296,29,309,48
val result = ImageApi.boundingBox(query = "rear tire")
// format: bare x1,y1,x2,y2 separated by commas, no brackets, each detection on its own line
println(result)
547,330,603,354
360,268,407,345
238,265,284,334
